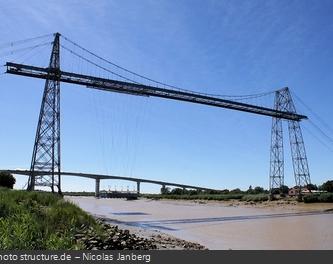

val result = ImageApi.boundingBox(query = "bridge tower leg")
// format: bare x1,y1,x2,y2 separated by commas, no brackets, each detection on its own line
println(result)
269,90,285,191
269,87,311,193
95,178,100,198
286,91,311,192
136,181,140,194
27,33,62,194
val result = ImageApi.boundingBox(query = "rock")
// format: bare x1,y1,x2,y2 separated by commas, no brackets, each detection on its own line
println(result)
120,241,127,247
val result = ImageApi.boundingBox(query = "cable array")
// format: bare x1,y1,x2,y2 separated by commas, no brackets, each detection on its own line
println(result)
0,34,54,73
60,34,275,103
3,33,332,154
292,91,333,153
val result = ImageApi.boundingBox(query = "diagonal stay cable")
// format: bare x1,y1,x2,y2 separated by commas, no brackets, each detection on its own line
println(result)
0,33,53,50
303,125,333,153
308,119,333,144
0,41,53,59
292,90,333,135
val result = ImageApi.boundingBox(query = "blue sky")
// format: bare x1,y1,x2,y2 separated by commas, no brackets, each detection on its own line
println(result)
0,0,333,193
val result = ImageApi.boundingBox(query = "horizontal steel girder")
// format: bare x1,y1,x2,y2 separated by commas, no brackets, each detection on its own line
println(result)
6,62,307,121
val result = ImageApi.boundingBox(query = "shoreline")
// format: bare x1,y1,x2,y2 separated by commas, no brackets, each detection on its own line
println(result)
65,196,206,250
67,196,333,250
143,196,333,210
97,217,206,250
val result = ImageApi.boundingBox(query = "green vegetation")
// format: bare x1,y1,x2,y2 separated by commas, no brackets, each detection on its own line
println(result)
0,188,103,249
144,191,269,202
144,193,244,201
152,180,333,203
303,193,333,203
145,186,270,202
319,180,333,193
0,172,16,189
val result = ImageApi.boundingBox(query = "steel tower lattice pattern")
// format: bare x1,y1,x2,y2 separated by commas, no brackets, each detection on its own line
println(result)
27,33,61,193
269,87,311,192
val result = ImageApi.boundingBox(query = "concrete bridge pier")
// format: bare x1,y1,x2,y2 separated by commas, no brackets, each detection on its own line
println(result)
136,181,141,194
95,178,100,198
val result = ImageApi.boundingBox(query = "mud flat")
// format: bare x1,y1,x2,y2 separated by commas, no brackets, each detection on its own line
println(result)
67,196,333,250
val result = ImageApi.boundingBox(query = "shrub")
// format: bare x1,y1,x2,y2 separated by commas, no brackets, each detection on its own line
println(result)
253,186,265,194
318,193,333,202
303,194,319,203
230,188,242,194
303,193,333,203
280,185,289,194
0,172,16,189
321,181,333,193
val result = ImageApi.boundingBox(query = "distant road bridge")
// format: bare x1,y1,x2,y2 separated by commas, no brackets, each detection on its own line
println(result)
0,169,217,197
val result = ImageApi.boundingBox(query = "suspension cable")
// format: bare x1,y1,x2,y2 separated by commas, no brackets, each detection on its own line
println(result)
2,33,276,102
61,44,142,84
61,34,275,100
62,42,277,105
61,34,188,90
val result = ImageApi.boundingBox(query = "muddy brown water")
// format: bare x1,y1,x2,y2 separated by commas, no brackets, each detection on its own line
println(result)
67,196,333,249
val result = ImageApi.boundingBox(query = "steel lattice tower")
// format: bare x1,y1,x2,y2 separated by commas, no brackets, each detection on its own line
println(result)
269,91,286,190
269,87,311,192
27,33,61,193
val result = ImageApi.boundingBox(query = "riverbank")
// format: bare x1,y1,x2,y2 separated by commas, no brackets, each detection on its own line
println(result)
0,188,94,249
190,198,333,210
0,188,204,250
143,192,333,203
67,196,333,249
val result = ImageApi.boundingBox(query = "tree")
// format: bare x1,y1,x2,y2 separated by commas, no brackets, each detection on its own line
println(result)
321,180,333,193
306,183,318,191
280,185,289,194
189,189,200,195
270,188,280,195
230,188,242,194
221,189,230,194
253,186,265,194
247,185,253,194
170,188,183,195
160,186,170,195
0,172,16,189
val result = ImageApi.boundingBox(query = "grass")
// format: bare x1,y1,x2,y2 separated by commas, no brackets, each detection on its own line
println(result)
0,187,102,249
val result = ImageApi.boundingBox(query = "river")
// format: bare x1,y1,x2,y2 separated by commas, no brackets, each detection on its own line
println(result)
67,196,333,249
